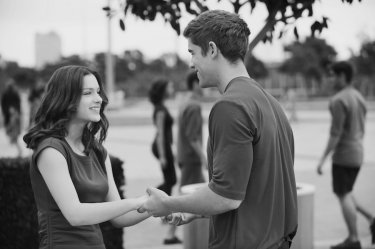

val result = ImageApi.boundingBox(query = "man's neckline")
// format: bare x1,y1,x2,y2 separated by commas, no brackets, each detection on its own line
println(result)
223,76,251,93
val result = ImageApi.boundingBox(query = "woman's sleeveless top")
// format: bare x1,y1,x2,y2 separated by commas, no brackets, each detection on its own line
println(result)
152,104,174,145
29,137,109,249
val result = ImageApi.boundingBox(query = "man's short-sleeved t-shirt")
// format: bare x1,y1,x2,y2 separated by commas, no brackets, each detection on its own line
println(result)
177,99,203,164
329,86,366,167
207,77,298,249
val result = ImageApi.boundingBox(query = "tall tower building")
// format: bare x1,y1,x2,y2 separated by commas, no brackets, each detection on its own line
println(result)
35,32,62,69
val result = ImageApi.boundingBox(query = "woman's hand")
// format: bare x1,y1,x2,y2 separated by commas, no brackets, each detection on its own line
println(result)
162,213,200,226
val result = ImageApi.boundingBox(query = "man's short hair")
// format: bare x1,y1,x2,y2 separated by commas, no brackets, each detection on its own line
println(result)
330,61,354,83
186,71,199,91
183,10,251,63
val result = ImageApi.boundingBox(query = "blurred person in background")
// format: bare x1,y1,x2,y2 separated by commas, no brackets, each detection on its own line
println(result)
1,81,22,157
28,83,45,127
317,61,375,249
177,71,207,189
148,79,180,245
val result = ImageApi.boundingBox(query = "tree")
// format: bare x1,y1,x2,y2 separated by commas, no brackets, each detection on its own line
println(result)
119,0,361,59
0,61,37,90
351,40,375,77
38,55,90,82
351,40,375,96
246,55,268,80
280,37,336,82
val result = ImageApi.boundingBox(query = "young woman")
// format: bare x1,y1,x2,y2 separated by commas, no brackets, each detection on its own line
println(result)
23,65,149,249
148,79,180,244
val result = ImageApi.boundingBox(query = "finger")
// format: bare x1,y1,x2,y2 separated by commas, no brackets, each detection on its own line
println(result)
137,206,146,213
165,214,173,222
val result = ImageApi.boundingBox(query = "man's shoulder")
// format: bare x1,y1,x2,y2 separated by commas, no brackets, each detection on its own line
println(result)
332,87,365,105
181,100,201,113
331,91,346,103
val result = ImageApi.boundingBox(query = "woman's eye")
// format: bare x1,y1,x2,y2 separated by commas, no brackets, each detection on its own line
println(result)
83,91,91,95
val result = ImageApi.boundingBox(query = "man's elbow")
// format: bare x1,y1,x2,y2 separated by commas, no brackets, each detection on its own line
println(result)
226,199,242,210
218,199,242,212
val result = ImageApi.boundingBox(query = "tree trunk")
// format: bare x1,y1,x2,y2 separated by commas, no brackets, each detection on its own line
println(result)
244,14,277,67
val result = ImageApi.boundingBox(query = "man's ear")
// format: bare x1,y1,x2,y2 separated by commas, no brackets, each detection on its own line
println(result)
208,41,219,58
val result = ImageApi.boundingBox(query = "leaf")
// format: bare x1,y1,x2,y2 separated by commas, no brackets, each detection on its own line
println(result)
310,21,322,37
119,19,125,31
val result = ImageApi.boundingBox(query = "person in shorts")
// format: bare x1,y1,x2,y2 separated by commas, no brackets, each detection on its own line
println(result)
317,61,375,249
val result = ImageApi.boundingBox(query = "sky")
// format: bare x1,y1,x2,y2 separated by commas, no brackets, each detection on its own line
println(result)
0,0,374,67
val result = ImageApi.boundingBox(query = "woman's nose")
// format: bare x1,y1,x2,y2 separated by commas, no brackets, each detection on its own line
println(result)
95,93,102,103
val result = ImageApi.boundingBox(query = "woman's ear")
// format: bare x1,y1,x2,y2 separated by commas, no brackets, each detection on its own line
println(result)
208,41,218,58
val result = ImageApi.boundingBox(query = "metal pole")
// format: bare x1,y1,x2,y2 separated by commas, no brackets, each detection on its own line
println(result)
105,0,115,107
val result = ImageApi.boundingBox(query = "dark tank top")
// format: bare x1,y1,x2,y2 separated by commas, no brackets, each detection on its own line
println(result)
152,104,174,145
29,137,109,249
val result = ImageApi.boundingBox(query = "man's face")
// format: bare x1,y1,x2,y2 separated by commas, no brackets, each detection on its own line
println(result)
187,39,216,88
328,70,345,92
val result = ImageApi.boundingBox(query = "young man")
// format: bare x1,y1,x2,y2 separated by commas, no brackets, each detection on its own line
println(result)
177,71,206,189
140,10,298,249
317,61,375,249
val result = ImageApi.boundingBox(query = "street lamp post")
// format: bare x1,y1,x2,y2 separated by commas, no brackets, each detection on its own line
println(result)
104,0,115,108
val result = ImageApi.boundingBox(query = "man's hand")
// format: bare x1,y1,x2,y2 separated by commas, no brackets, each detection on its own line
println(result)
316,161,324,175
138,187,171,217
163,213,201,226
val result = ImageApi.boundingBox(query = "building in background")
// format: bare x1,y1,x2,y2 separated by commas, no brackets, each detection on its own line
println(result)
35,32,61,69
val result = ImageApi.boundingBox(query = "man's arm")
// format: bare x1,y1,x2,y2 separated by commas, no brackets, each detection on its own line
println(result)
317,135,340,174
317,99,345,175
141,185,241,217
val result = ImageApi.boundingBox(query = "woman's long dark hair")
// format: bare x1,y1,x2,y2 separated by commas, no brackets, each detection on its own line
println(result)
23,65,109,153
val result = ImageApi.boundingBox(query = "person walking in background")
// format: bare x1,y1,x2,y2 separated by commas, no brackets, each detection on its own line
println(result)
23,65,150,249
148,79,180,245
317,61,375,249
1,81,23,157
177,71,206,189
283,86,298,123
28,84,45,127
140,10,298,249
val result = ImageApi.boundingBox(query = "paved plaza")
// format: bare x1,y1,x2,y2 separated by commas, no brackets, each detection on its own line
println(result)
1,98,374,249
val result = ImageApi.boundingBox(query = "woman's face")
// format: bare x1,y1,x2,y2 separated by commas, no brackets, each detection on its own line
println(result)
73,74,102,123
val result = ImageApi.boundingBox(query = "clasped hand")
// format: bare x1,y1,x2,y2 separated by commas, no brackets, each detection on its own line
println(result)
137,187,171,217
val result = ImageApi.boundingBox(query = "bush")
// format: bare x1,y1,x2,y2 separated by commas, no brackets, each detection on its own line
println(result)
0,156,125,249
